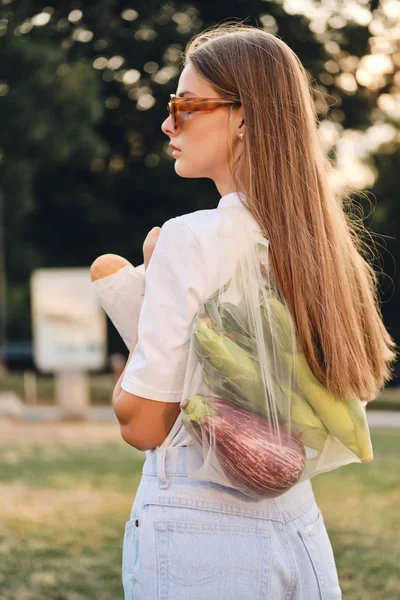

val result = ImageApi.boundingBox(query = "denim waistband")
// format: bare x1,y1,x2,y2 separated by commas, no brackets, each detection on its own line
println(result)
141,445,316,522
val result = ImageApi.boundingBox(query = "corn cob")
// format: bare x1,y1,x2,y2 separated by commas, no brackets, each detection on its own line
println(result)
260,296,302,355
272,378,329,452
194,316,267,414
287,351,372,461
262,296,373,461
199,350,266,418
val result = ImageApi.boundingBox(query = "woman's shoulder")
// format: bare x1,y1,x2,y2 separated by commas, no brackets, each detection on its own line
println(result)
174,207,220,238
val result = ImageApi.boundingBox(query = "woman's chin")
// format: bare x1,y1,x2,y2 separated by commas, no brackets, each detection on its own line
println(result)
174,161,203,178
174,161,190,176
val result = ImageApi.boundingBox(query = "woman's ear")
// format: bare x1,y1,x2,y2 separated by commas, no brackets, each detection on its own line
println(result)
231,107,245,139
238,113,245,134
238,118,245,140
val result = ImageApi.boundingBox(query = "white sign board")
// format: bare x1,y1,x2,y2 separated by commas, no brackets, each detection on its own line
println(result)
31,268,107,373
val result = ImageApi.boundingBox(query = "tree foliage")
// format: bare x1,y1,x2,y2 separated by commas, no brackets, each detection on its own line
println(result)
0,1,398,371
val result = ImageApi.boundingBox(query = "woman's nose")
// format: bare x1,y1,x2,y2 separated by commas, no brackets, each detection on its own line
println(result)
161,114,176,136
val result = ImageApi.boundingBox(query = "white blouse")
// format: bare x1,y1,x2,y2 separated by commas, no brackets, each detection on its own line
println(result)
121,191,254,447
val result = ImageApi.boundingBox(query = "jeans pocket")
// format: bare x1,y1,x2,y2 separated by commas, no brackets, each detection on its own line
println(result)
122,517,139,600
298,509,342,600
154,516,272,600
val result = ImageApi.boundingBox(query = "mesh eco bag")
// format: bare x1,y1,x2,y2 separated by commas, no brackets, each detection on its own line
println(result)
180,201,373,499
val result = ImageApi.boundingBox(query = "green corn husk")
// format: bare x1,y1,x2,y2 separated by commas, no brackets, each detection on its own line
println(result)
203,277,233,332
193,288,332,435
226,331,259,358
273,377,329,452
219,302,251,337
193,298,295,419
194,315,267,413
181,394,219,428
201,356,266,418
195,315,259,379
204,297,224,333
218,303,257,357
260,297,302,355
259,296,372,461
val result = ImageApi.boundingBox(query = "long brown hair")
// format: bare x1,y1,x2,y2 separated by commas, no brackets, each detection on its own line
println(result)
184,22,398,402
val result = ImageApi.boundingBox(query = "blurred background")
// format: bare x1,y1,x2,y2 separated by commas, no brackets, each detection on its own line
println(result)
0,1,399,599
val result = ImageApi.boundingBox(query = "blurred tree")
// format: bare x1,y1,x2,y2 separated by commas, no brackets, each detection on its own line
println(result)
0,1,398,375
0,19,108,338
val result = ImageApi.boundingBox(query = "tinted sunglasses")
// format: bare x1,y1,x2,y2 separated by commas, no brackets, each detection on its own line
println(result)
167,93,241,130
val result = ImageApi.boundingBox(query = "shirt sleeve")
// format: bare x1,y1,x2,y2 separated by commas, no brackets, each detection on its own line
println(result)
121,217,207,402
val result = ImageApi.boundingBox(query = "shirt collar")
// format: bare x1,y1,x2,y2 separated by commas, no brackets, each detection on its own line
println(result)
218,191,247,208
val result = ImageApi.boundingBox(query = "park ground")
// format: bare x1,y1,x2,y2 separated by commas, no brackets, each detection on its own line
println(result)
0,418,398,600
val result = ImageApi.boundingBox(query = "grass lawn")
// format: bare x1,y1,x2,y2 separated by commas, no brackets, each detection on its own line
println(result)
312,428,400,600
0,422,398,600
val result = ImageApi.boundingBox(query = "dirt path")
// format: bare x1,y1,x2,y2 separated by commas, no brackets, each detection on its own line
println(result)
0,417,122,445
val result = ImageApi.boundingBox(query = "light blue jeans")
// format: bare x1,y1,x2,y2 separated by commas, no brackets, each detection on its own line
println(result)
122,446,342,600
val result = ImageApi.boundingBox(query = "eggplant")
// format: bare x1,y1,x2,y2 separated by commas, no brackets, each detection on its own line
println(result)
181,394,306,499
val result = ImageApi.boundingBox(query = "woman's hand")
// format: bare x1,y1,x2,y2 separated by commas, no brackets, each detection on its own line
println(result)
143,226,161,271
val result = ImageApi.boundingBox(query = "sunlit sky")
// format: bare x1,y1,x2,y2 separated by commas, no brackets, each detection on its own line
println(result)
275,0,400,190
2,0,400,191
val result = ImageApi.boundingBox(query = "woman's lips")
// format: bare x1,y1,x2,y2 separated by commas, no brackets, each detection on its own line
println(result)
168,142,181,157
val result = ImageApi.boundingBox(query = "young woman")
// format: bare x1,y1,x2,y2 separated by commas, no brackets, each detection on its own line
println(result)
112,23,397,600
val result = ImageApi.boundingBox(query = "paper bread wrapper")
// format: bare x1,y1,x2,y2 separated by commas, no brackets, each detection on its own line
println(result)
91,263,145,349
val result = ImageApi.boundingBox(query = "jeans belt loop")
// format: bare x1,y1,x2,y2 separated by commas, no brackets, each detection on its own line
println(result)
157,447,169,490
